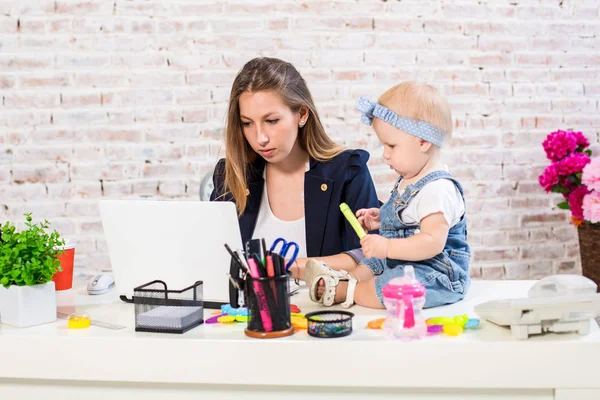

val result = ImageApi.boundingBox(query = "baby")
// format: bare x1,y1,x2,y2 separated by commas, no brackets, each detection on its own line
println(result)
305,82,471,309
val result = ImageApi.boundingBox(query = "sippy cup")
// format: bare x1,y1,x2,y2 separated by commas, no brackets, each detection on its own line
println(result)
382,265,427,340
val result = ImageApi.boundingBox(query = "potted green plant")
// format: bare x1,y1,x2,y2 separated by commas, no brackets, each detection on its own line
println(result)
0,213,65,327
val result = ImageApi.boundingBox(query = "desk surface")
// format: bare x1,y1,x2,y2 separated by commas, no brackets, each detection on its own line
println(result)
1,280,599,390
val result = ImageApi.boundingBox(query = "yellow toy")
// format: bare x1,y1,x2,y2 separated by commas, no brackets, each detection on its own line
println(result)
67,313,91,329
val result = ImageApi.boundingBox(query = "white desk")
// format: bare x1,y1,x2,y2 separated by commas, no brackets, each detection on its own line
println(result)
0,280,599,400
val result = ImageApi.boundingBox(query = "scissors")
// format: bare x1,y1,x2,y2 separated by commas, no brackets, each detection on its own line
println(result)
269,238,300,271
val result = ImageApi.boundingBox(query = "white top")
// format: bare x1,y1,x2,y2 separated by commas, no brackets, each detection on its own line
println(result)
251,166,308,259
398,168,465,227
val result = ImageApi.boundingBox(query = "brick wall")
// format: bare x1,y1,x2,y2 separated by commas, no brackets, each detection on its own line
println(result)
0,0,598,279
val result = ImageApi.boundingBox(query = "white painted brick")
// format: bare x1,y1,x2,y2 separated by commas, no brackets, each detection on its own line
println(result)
56,0,114,15
132,180,159,196
71,181,103,199
47,17,72,33
52,110,108,126
0,55,54,70
49,218,77,237
56,54,111,69
142,162,196,179
4,92,60,108
478,37,530,52
18,73,70,88
74,127,143,142
12,164,69,184
0,17,19,33
96,238,108,253
0,183,46,201
14,146,72,162
7,201,66,219
129,72,185,88
170,1,224,15
112,53,167,68
61,91,102,107
73,72,127,87
103,181,133,196
77,218,104,234
210,18,263,32
129,144,185,161
70,163,135,180
158,180,186,196
0,111,52,127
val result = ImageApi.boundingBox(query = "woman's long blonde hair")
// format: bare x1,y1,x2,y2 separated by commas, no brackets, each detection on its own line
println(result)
221,57,344,215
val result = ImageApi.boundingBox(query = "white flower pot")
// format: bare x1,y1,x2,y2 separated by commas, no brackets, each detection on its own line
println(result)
0,281,57,327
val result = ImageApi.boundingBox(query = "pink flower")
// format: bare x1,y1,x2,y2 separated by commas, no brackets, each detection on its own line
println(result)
582,191,600,224
539,164,559,192
542,130,578,161
555,153,591,176
568,186,591,220
572,131,590,148
582,157,600,192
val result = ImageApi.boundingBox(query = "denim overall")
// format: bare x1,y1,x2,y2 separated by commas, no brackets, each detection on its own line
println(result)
362,171,471,308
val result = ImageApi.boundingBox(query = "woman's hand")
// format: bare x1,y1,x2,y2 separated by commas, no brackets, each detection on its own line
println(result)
360,234,389,259
356,207,381,231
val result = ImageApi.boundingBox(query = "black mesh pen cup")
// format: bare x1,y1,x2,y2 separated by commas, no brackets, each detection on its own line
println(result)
244,274,294,339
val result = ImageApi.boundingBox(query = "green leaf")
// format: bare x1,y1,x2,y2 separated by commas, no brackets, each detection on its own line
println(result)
551,186,569,194
557,201,570,210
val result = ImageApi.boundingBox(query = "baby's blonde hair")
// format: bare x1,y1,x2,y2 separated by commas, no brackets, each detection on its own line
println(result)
378,81,453,140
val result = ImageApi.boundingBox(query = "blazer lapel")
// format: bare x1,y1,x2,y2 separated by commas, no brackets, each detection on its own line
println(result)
304,171,334,257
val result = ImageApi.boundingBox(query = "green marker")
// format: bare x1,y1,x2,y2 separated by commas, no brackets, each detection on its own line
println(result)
340,203,367,239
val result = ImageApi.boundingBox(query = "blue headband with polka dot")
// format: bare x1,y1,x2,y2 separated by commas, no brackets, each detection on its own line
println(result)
355,96,447,148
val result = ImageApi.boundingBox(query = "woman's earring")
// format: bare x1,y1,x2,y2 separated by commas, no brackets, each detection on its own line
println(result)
299,120,306,127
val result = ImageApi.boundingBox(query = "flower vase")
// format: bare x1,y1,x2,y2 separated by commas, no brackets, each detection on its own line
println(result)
578,223,600,290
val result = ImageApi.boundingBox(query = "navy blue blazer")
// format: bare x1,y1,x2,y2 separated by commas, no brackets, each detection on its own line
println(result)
210,149,380,258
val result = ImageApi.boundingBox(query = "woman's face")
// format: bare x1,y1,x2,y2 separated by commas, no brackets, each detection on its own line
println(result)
239,90,306,163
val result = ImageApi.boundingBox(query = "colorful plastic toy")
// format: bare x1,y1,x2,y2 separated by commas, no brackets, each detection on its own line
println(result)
67,313,91,329
367,318,385,330
427,324,443,334
206,304,302,325
291,315,307,329
367,314,481,338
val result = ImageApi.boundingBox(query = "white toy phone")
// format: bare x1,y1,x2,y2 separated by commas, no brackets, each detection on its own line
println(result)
475,275,600,339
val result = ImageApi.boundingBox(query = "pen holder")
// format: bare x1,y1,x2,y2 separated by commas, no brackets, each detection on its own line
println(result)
244,274,294,339
134,280,204,334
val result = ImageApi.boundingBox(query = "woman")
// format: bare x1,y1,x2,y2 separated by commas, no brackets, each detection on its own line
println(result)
210,57,379,279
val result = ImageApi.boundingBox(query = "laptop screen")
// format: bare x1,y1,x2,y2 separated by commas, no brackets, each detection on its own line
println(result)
99,200,243,304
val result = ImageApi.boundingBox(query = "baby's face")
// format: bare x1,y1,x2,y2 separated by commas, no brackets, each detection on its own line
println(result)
373,119,430,178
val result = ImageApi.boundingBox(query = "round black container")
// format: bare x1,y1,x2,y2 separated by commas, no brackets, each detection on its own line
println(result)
305,310,354,338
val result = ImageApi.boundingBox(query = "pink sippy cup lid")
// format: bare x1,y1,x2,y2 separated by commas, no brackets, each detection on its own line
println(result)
382,266,425,300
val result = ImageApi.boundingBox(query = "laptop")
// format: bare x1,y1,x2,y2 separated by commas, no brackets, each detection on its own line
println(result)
99,200,243,308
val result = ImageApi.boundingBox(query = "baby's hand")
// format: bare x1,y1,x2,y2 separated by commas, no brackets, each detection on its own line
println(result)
360,234,389,259
356,208,381,231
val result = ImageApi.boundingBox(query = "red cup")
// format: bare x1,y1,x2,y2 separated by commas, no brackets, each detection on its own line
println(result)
53,240,76,291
